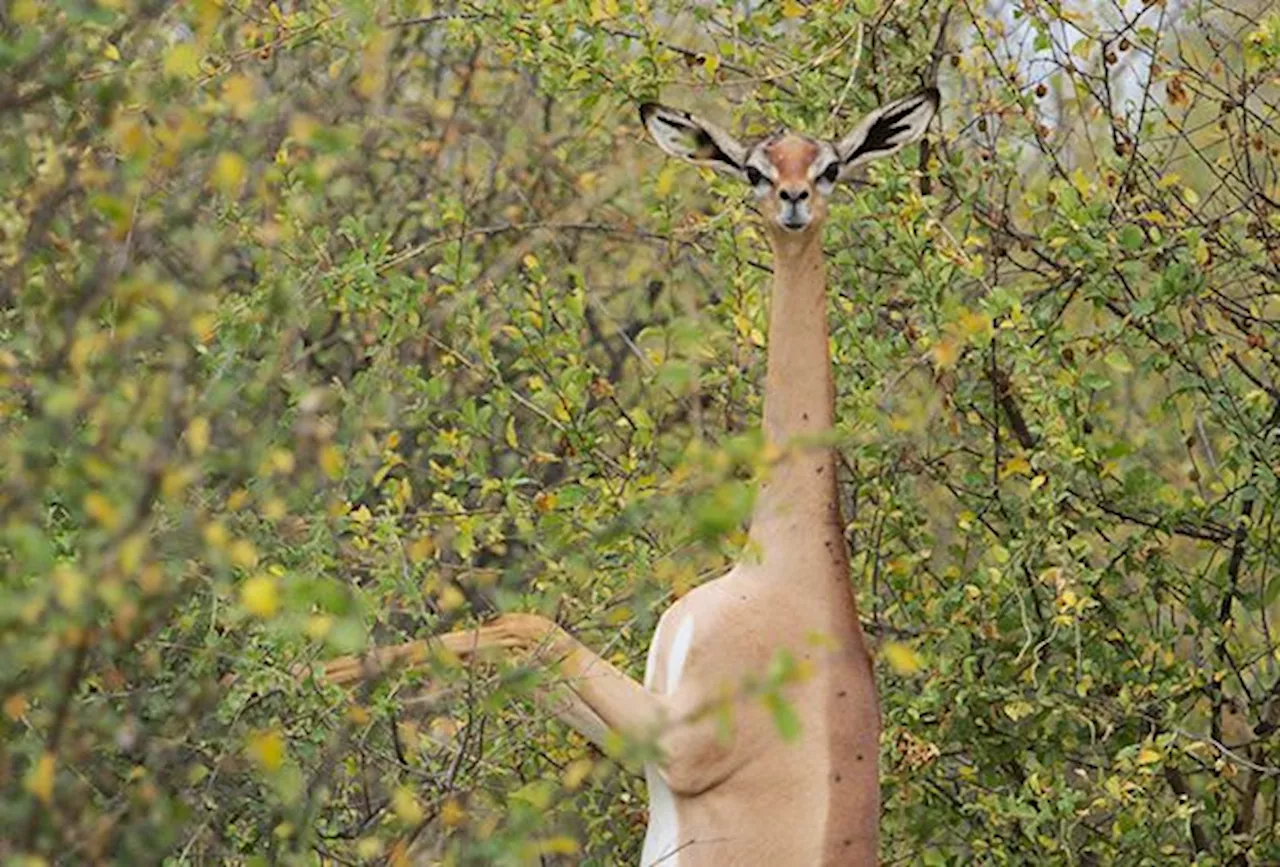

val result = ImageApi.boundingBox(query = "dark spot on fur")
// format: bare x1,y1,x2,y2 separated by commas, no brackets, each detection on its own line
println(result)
855,753,864,761
844,839,853,847
837,690,847,698
802,412,809,420
816,467,823,474
834,773,842,782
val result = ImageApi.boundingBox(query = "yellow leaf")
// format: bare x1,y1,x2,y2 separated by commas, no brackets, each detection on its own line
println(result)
305,614,332,639
211,152,247,195
187,417,210,455
203,521,229,549
391,786,425,824
1070,168,1092,197
882,641,923,676
655,162,679,198
703,54,720,76
1004,700,1034,721
162,466,194,501
437,584,466,612
537,837,580,855
931,335,961,368
957,309,991,338
240,574,279,617
440,797,466,827
4,693,29,721
163,43,201,79
319,444,343,479
84,491,123,530
268,448,295,475
246,729,285,772
26,752,55,804
222,74,256,119
408,535,435,563
1137,747,1161,765
1003,456,1031,476
562,758,594,790
589,0,619,21
190,312,217,343
117,535,145,573
53,564,86,609
289,113,319,144
781,0,806,17
229,538,259,568
12,0,38,24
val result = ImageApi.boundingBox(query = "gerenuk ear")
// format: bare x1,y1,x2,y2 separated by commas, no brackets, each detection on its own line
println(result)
640,102,748,179
835,87,939,178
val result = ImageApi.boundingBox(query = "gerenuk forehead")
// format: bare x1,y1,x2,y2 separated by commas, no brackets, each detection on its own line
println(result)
758,132,822,174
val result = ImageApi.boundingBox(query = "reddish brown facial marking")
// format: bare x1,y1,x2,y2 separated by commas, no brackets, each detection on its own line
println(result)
765,135,819,186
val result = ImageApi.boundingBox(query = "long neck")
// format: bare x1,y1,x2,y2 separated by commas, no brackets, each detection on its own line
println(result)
746,231,843,552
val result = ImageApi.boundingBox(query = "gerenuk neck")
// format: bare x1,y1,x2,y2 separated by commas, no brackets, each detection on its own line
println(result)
746,228,844,559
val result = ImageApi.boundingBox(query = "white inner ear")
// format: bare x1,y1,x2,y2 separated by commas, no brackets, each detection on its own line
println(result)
647,114,702,161
641,104,747,177
837,90,938,172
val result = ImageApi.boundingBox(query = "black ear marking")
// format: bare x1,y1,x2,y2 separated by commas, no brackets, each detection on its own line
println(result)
641,103,742,171
640,103,689,131
844,87,940,164
693,129,741,170
640,101,749,175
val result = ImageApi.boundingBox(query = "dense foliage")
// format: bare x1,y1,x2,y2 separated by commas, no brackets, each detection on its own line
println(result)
2,0,1279,863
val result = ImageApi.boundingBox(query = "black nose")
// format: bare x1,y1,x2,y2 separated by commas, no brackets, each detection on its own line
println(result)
779,187,809,203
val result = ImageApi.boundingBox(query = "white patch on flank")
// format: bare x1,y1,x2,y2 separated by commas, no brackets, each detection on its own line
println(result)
643,614,665,691
641,612,688,866
641,764,680,866
666,615,695,692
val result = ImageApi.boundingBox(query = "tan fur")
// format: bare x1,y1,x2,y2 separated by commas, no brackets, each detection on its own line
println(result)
758,135,830,230
765,135,819,186
632,222,878,865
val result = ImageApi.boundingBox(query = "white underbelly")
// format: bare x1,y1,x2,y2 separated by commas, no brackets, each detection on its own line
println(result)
640,611,693,866
641,763,679,866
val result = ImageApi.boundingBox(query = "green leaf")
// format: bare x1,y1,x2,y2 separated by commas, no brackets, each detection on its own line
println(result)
1104,350,1134,373
1118,225,1145,251
763,693,802,742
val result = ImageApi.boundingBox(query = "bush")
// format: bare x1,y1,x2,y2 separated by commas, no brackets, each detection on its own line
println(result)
2,0,1278,863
